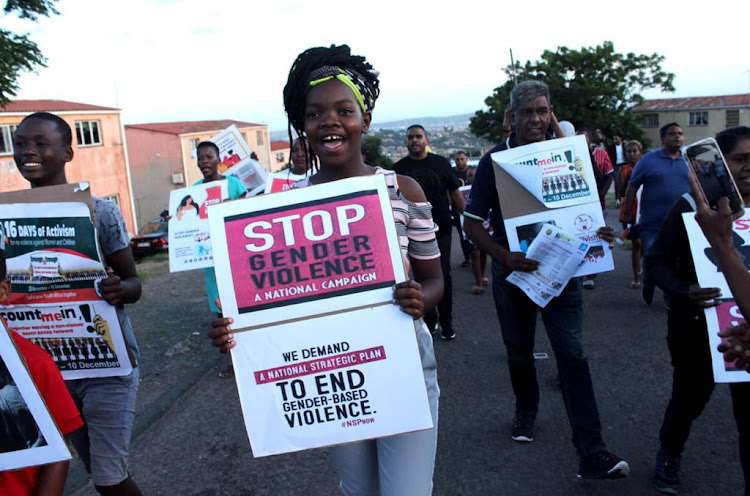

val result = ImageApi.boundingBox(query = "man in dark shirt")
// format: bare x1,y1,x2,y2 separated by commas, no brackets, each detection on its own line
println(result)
393,125,465,340
463,80,628,480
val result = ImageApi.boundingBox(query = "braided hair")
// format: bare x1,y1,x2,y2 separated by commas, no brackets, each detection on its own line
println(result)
283,44,380,171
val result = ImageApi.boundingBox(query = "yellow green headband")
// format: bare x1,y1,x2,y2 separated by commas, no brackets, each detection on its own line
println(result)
307,66,375,113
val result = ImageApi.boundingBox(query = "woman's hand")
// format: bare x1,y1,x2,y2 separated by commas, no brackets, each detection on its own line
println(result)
392,280,425,320
208,299,235,353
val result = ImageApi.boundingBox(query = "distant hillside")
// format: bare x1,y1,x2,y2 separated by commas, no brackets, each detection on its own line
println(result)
269,113,475,141
268,113,489,160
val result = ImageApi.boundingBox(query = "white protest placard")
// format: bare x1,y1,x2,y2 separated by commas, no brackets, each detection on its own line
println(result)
492,135,613,277
209,174,433,456
168,181,229,272
212,125,267,196
264,171,307,194
507,223,589,307
503,203,612,277
208,175,404,330
0,323,71,471
683,211,750,383
232,306,433,457
0,200,132,379
494,134,598,208
0,302,130,380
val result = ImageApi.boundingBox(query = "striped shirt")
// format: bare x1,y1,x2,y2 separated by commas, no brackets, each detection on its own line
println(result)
294,168,440,261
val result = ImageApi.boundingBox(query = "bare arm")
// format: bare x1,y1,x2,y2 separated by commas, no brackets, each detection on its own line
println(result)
99,247,142,306
396,175,444,318
690,173,750,317
34,460,70,495
621,185,637,224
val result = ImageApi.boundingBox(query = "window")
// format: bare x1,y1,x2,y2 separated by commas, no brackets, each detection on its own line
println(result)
189,138,199,149
75,120,102,146
0,125,17,155
276,152,285,163
689,111,708,126
726,110,740,127
104,194,119,206
642,114,659,128
256,131,264,146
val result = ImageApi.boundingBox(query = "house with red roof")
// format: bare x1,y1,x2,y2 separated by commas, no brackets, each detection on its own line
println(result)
124,120,269,230
633,94,749,146
0,100,137,235
270,140,291,171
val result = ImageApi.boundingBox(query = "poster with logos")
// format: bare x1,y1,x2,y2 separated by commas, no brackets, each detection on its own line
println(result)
210,174,433,455
503,203,612,277
0,194,132,379
208,175,403,330
0,322,71,471
168,180,229,272
493,135,598,208
211,125,267,196
684,211,750,383
231,305,433,456
492,136,613,277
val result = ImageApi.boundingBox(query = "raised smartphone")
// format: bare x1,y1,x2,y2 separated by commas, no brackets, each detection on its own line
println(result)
684,137,744,215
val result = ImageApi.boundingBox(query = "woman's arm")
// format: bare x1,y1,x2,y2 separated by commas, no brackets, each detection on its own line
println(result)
394,175,444,319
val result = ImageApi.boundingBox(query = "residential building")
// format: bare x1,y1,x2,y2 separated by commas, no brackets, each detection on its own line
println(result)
124,120,269,230
634,94,750,147
270,140,290,172
0,100,137,235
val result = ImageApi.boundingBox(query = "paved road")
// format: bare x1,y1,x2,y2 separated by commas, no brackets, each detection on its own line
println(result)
66,226,745,495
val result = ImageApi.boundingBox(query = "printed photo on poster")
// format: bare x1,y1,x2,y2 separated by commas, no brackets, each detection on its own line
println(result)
0,323,70,471
211,125,267,196
209,175,404,330
168,181,229,273
684,212,750,383
231,304,433,457
491,135,597,209
0,202,106,305
504,203,613,277
0,302,132,380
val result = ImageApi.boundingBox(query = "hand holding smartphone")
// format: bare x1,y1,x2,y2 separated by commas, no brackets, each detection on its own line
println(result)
684,137,744,216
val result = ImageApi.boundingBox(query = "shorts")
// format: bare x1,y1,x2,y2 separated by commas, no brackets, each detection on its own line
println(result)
67,367,139,486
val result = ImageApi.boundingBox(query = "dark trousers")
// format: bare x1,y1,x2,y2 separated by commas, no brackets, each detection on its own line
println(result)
492,260,605,456
424,230,453,332
659,305,749,492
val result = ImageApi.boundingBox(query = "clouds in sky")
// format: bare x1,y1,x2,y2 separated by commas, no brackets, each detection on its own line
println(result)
7,0,748,131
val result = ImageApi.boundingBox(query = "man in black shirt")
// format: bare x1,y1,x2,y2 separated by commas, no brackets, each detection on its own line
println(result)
394,125,465,339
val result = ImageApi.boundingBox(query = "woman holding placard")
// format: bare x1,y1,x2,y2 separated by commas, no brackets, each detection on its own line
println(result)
208,45,443,495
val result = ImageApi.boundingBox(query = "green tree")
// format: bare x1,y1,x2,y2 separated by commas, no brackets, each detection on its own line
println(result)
1,0,59,105
362,135,393,169
469,41,675,148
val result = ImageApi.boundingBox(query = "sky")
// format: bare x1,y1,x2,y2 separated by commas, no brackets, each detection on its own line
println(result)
5,0,749,133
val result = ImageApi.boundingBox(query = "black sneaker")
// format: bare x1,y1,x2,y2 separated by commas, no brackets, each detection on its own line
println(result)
461,259,470,268
511,413,535,442
440,327,456,340
653,447,680,494
642,286,654,305
577,450,630,479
